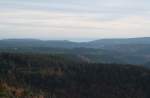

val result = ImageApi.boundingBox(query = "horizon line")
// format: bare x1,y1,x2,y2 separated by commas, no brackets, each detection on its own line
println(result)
0,36,150,42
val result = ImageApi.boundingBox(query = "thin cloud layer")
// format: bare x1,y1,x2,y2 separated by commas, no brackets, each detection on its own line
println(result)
0,0,149,41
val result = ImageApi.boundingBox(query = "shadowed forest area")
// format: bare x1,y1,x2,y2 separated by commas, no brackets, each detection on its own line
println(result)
0,52,150,98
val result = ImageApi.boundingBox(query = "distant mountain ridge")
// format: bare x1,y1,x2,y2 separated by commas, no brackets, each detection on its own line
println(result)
0,38,77,48
1,37,150,67
89,37,150,46
1,37,150,48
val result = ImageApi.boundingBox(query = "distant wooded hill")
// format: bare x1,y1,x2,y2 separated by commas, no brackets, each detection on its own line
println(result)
1,37,150,67
1,37,150,48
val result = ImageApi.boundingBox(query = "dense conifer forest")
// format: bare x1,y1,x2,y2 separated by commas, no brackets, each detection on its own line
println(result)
0,52,150,98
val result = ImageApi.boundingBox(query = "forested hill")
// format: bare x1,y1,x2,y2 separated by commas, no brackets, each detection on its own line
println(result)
1,38,150,67
0,53,150,98
1,37,150,48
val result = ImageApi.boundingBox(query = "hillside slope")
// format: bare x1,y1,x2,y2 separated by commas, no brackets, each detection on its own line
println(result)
0,53,150,98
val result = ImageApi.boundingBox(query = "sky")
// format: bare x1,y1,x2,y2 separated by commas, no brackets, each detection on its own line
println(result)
0,0,150,41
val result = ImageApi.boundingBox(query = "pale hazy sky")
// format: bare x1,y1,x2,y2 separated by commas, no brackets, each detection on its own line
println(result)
0,0,150,41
